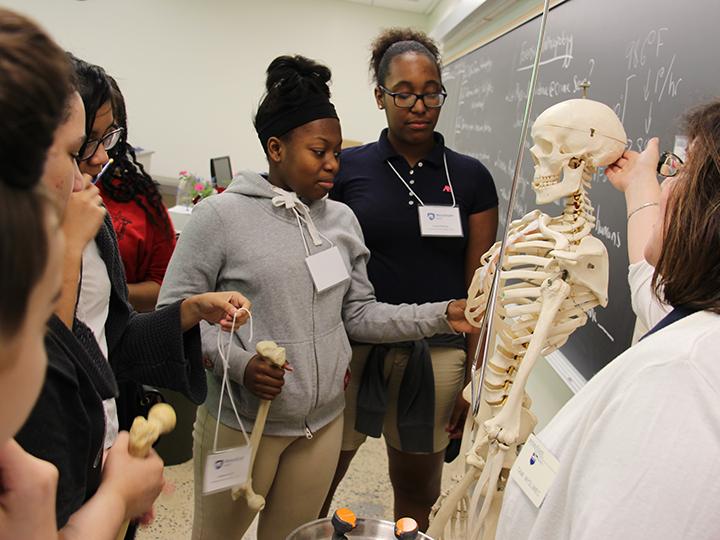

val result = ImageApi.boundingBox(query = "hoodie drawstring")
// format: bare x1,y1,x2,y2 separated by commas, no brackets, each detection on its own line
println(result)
271,187,324,251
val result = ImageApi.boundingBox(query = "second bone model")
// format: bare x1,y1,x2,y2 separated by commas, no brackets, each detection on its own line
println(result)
428,98,627,540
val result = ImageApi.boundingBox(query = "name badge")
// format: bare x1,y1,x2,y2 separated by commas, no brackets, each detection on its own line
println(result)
510,433,559,508
203,446,251,495
418,205,463,237
305,246,350,292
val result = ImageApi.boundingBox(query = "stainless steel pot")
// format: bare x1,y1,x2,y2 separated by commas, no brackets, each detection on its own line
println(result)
286,516,434,540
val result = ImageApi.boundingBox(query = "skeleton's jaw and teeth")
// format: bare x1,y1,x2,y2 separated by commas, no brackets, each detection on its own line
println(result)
532,157,587,205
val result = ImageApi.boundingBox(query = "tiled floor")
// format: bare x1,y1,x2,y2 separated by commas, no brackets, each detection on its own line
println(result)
137,435,395,540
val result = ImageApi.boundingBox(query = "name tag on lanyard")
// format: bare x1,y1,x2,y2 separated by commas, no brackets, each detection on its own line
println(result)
305,246,350,292
203,446,252,495
510,433,560,508
418,205,463,237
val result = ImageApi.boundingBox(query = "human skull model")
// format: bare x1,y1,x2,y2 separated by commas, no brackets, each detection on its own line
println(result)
530,99,627,205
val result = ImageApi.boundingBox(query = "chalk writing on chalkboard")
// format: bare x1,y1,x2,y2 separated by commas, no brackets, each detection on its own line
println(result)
439,0,717,380
615,27,684,151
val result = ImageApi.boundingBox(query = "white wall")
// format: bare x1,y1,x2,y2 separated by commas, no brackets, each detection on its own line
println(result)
6,0,427,178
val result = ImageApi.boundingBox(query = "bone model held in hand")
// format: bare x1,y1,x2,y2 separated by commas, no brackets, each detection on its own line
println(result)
115,403,176,540
127,402,177,457
428,98,627,540
231,340,287,509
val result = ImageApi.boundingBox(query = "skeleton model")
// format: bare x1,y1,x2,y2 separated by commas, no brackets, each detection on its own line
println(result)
428,99,627,540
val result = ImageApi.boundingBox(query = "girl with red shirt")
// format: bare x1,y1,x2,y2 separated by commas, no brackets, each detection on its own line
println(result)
98,77,176,312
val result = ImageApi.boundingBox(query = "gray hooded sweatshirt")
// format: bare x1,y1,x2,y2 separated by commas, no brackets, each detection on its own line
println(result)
158,171,454,437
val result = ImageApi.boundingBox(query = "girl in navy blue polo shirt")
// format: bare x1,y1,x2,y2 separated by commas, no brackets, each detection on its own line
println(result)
325,28,499,529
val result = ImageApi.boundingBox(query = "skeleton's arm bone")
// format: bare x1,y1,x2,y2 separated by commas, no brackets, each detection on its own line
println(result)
484,278,571,447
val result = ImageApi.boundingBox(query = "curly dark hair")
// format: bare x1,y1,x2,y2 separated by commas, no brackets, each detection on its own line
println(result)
370,27,442,86
104,76,173,239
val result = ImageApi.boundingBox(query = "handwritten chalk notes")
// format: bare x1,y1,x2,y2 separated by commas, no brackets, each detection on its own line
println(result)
438,0,719,379
617,27,684,151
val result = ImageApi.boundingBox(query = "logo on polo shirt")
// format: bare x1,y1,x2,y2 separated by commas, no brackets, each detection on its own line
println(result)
442,185,451,193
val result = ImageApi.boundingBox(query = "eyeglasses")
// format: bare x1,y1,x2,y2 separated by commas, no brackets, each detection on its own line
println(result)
78,127,124,162
378,85,447,109
657,151,684,177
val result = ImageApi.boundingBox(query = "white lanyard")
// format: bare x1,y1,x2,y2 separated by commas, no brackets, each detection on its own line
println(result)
213,308,253,453
386,152,456,208
270,187,349,291
202,308,256,496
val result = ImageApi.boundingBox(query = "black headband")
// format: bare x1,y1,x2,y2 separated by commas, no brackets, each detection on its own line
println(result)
257,95,338,152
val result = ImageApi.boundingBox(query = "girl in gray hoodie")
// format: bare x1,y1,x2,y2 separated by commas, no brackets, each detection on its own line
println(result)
158,55,472,540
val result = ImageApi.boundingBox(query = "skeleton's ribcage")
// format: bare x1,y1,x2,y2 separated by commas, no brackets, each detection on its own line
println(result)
467,221,599,412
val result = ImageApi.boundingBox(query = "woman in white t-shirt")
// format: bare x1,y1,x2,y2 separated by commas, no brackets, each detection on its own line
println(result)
496,100,720,540
606,136,672,335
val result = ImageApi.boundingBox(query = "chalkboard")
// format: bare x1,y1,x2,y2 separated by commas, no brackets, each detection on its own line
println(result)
437,0,719,380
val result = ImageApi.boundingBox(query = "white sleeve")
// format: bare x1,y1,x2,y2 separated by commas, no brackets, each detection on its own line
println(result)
628,259,671,330
563,357,720,540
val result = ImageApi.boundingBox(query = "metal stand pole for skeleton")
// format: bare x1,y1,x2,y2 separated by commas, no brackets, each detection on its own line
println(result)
469,0,552,417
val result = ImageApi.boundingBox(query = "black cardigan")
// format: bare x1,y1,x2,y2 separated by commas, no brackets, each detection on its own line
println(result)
16,216,204,527
73,215,205,402
16,315,107,527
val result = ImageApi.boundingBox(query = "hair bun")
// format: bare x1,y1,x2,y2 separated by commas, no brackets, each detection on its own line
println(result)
265,55,331,97
370,27,440,85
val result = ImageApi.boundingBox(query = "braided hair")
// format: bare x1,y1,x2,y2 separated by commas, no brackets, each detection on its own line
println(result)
370,28,442,86
104,76,174,239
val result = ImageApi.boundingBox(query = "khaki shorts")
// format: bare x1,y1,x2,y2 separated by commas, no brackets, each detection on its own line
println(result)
342,344,466,454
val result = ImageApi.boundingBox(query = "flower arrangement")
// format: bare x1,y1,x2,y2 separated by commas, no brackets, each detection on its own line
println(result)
176,171,216,207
